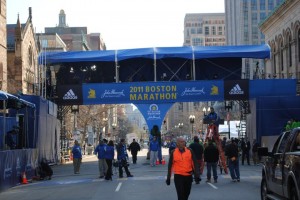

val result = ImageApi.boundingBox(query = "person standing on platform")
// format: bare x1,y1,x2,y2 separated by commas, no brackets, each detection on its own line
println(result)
128,139,141,164
166,137,200,200
72,140,82,174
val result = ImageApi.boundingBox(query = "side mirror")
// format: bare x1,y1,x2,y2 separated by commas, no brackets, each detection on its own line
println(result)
258,147,269,157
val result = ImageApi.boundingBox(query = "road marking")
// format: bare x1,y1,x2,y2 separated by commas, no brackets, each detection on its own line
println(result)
115,182,122,192
207,183,218,189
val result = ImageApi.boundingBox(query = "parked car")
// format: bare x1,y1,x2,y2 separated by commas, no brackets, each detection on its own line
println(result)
259,128,300,200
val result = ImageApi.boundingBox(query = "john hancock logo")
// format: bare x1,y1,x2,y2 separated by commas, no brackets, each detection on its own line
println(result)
101,89,125,98
210,85,219,95
181,87,205,96
88,89,96,98
147,104,161,120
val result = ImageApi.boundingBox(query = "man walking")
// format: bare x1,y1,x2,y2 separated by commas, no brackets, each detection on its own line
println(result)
204,140,219,183
241,138,251,165
226,139,240,182
128,139,141,164
166,137,200,200
94,140,108,178
189,136,204,176
116,139,133,178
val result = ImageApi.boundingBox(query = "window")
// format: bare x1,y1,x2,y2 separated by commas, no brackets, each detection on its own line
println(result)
280,40,284,71
276,132,290,153
28,46,33,67
197,27,202,34
268,0,274,10
191,28,196,34
251,0,257,10
260,0,266,10
205,27,209,35
218,26,222,35
292,132,300,151
288,34,292,67
212,26,216,35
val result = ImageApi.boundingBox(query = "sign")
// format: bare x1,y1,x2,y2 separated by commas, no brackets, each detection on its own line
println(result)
224,80,249,100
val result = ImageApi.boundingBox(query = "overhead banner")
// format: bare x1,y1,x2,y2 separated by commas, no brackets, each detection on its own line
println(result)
56,79,297,105
82,81,224,105
224,80,249,100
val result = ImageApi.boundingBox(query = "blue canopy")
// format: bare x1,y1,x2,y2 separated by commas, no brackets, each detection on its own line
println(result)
39,44,270,64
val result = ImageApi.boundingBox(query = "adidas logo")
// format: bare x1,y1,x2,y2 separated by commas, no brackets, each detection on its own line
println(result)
63,89,78,100
229,84,244,95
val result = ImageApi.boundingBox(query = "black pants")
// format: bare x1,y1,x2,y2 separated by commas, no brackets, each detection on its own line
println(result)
119,159,131,177
131,152,137,163
174,174,193,200
105,159,112,180
242,151,250,165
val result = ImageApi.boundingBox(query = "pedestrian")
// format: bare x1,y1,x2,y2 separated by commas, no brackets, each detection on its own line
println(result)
104,140,115,181
128,138,141,164
168,138,177,155
241,138,251,165
204,140,219,183
149,136,159,166
94,140,108,178
116,138,133,178
225,139,240,182
83,143,86,155
71,140,82,174
189,136,204,176
166,137,200,200
252,139,260,165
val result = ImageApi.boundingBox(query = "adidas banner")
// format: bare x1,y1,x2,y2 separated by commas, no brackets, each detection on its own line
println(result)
224,80,249,100
57,85,83,105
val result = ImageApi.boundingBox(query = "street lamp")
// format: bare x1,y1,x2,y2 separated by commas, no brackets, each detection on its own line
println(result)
189,115,195,139
112,123,117,141
178,123,183,135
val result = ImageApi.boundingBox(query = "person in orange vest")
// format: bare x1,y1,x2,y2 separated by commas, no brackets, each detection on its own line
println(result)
166,137,200,200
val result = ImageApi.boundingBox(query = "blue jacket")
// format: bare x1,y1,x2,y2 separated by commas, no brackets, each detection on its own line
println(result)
94,143,107,159
104,145,115,160
72,145,82,159
150,140,159,151
117,143,128,160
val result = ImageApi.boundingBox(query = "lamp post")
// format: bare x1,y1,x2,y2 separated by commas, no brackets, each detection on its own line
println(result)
189,115,195,139
112,123,117,141
178,123,183,135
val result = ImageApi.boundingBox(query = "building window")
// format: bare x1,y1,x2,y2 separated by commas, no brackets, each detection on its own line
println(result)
280,40,284,71
288,34,292,67
205,27,209,35
28,46,33,67
197,27,202,34
212,26,216,35
268,0,274,10
191,28,196,34
218,26,222,35
251,0,257,10
260,0,266,10
298,29,300,62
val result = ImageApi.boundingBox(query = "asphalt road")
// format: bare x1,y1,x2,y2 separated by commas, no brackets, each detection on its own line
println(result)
0,148,262,200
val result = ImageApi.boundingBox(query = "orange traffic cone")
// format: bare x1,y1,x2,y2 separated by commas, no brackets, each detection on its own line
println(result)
161,157,166,165
156,158,160,165
22,172,28,184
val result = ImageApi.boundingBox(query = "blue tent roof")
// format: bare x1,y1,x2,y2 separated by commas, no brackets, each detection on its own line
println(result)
39,44,270,64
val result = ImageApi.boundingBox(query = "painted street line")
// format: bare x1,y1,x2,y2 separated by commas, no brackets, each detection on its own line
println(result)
115,182,122,192
207,182,218,189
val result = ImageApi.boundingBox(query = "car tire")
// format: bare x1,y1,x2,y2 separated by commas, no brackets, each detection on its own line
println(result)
290,185,299,200
261,177,269,200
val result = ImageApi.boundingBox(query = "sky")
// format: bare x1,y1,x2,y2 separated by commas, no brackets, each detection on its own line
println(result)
7,0,224,50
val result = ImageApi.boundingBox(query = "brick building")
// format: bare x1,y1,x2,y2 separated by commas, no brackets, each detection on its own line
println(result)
0,0,7,91
7,7,39,95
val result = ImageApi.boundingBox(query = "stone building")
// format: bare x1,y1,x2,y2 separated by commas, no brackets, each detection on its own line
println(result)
0,0,7,91
7,7,39,95
260,0,300,79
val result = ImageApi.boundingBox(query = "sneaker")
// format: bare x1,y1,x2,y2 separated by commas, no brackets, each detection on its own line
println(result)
127,174,133,177
232,179,237,182
214,179,217,183
237,179,240,182
206,179,211,183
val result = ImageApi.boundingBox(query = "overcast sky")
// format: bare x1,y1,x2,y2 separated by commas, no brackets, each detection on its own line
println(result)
7,0,224,50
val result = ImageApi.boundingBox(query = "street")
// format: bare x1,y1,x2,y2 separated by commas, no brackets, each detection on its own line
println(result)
0,148,262,200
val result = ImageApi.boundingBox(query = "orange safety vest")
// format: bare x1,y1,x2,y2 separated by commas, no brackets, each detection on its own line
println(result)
172,147,194,176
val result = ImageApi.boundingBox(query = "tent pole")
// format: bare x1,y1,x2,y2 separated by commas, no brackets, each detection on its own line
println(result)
2,100,6,150
115,50,119,83
192,46,196,81
154,47,157,82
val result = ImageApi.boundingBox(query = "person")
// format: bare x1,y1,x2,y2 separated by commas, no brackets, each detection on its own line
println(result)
71,140,82,174
204,107,219,124
83,143,86,155
128,139,141,164
39,159,53,180
204,140,219,183
94,139,108,178
241,138,251,165
5,129,17,149
252,139,260,165
104,140,115,181
189,136,204,176
168,138,177,155
225,139,240,182
166,137,200,200
116,138,133,178
149,136,159,166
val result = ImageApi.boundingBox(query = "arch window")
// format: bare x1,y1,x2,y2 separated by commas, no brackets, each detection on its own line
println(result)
298,28,300,62
28,46,33,67
280,39,284,72
287,33,292,67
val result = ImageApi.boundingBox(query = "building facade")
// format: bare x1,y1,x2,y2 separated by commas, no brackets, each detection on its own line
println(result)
0,0,7,91
45,10,106,51
260,0,300,79
7,7,39,95
183,13,226,46
225,0,284,79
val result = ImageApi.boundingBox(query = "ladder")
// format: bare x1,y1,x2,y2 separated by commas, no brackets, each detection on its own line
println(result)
205,123,228,174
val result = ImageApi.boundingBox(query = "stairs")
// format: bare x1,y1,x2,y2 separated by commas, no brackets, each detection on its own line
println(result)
238,100,250,139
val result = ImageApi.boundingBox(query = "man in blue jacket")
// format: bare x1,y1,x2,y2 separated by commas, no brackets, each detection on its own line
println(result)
94,140,108,178
149,136,159,167
116,139,133,178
